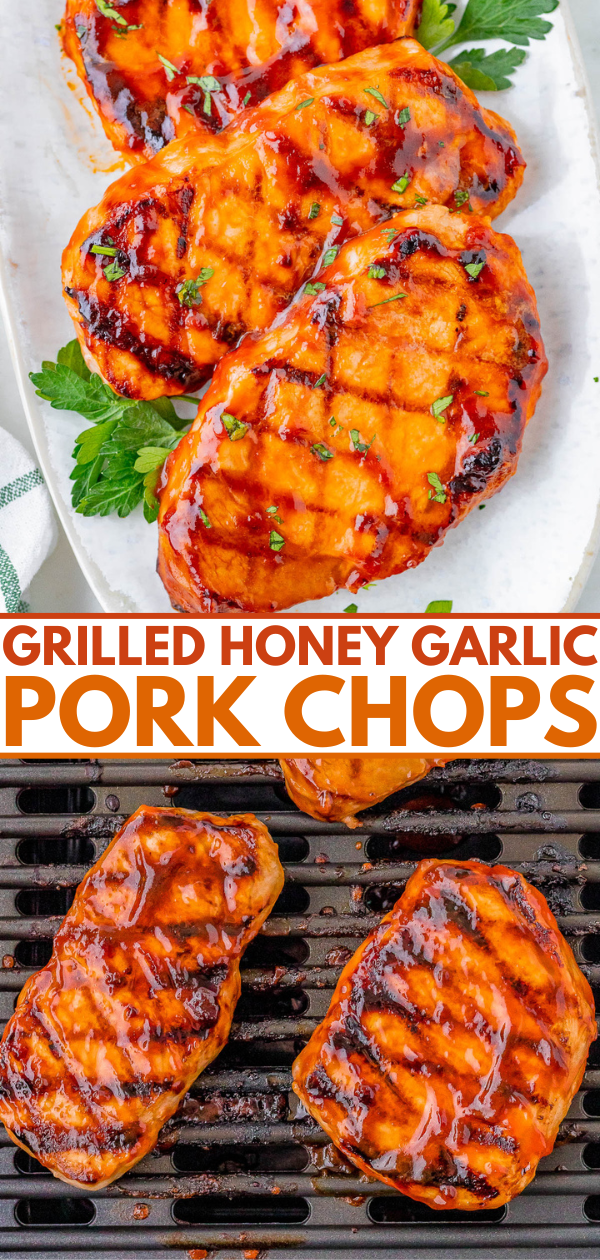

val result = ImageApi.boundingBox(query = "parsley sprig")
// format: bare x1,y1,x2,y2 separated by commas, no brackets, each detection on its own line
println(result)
416,0,558,91
30,341,194,524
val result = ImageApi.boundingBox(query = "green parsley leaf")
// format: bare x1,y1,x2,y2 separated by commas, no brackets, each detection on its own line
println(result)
243,91,251,106
424,600,453,613
91,243,118,257
187,74,221,115
464,259,485,279
308,202,321,220
158,53,179,80
344,603,358,614
322,246,339,267
134,446,171,474
313,373,327,389
177,268,214,306
364,86,389,109
364,110,377,125
198,508,211,528
57,339,91,381
267,505,283,523
222,413,249,441
350,429,376,454
296,97,314,110
397,106,411,126
305,281,326,296
96,0,128,25
368,264,387,279
454,188,472,210
427,471,447,504
104,260,127,281
446,0,558,50
328,416,337,427
449,45,526,91
474,390,489,396
431,394,454,420
382,228,398,243
31,360,126,423
392,173,411,194
331,212,344,226
368,292,406,308
416,0,456,50
311,442,334,461
269,530,285,551
469,432,480,443
414,194,428,206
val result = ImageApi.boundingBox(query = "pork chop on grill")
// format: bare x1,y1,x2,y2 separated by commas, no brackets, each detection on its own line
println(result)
157,204,546,613
279,756,451,825
62,0,423,162
62,39,525,400
293,859,596,1209
0,806,284,1188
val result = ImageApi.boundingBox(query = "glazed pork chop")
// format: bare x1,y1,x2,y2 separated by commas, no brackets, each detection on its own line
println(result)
0,806,283,1188
62,0,423,162
158,204,547,613
62,39,525,400
293,860,596,1210
280,756,451,825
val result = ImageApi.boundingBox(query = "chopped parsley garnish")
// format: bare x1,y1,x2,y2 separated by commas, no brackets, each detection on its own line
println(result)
364,86,389,109
96,0,127,25
469,433,480,443
365,110,377,126
296,97,314,110
222,413,249,440
76,25,87,39
368,264,387,279
243,91,251,106
392,173,411,194
269,530,285,551
382,228,398,242
91,243,118,257
104,260,126,282
187,74,221,115
158,53,179,80
427,471,447,504
331,212,344,226
344,603,358,613
308,202,321,220
176,268,214,306
474,389,489,396
311,442,334,461
397,106,411,126
368,292,406,308
414,194,428,205
350,429,376,454
267,505,282,523
305,281,326,296
425,600,453,613
322,247,339,267
465,259,485,279
329,416,336,427
198,508,211,528
454,188,472,210
313,373,327,389
431,394,453,421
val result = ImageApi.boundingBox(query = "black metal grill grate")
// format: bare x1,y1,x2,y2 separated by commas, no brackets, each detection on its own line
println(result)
0,757,598,1258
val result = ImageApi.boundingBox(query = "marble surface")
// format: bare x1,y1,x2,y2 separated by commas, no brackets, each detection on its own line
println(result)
1,0,599,615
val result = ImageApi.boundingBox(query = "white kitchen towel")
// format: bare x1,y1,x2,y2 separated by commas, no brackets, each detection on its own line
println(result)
0,429,57,611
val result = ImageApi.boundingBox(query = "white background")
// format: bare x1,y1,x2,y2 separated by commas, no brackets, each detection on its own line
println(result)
0,0,598,614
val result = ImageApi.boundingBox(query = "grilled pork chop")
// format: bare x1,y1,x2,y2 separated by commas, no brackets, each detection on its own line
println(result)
293,860,596,1210
280,757,450,825
158,204,547,613
63,0,422,162
0,806,283,1188
62,39,525,400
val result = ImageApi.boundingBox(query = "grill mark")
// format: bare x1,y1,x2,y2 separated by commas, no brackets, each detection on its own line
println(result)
69,290,205,390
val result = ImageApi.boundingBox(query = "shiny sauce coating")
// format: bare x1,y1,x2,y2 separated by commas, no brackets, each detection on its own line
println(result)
0,806,283,1188
279,756,451,825
293,859,597,1210
62,39,525,400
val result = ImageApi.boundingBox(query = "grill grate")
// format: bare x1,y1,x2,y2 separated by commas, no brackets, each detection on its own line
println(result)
0,757,598,1258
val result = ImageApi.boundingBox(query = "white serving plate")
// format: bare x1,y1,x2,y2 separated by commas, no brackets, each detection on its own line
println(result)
1,2,599,614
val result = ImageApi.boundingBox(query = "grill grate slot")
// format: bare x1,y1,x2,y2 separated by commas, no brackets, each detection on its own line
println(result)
0,758,599,1258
